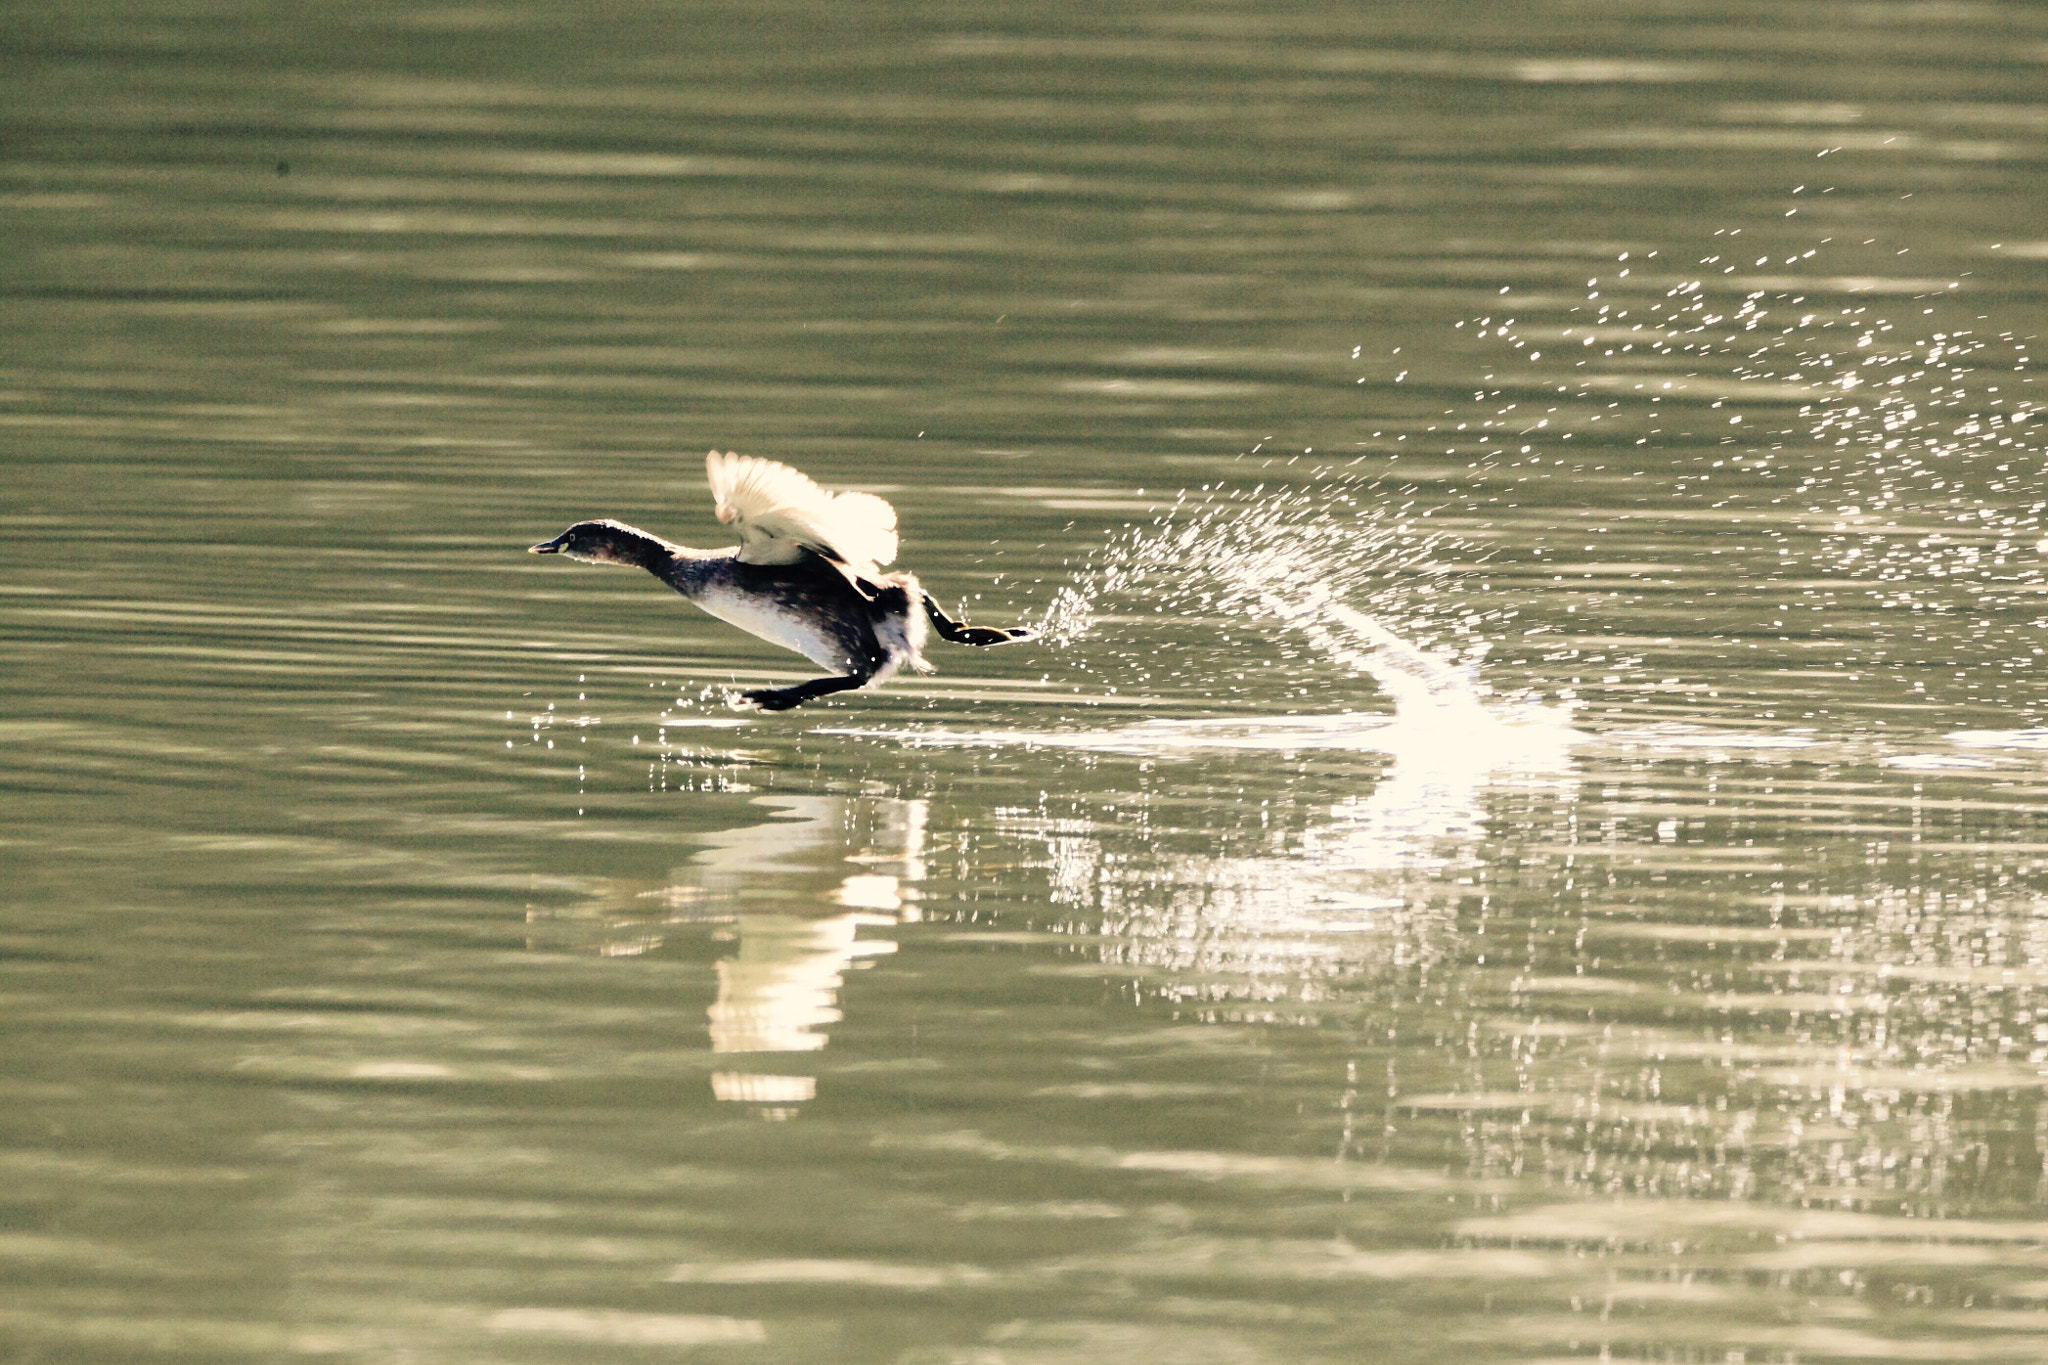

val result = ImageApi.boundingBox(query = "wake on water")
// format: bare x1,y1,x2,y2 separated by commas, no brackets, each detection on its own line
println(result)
833,479,1588,869
835,221,2042,789
721,214,2044,814
998,219,2042,751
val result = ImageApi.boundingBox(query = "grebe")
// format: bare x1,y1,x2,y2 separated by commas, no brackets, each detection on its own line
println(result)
529,452,1036,710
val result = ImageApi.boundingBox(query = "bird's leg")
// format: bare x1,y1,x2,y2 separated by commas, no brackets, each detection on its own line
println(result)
738,673,872,711
921,593,1039,646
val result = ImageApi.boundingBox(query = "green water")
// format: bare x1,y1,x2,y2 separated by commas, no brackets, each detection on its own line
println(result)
7,2,2048,1361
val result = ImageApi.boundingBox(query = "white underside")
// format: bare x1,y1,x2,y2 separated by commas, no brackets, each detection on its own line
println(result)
694,586,851,672
692,573,931,686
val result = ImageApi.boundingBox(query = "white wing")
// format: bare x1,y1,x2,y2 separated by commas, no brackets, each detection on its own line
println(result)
704,451,899,574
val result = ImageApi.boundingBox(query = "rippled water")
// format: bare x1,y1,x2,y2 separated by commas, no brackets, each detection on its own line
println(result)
7,1,2048,1360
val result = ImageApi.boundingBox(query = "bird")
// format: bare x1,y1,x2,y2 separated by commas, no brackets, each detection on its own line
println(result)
529,451,1037,711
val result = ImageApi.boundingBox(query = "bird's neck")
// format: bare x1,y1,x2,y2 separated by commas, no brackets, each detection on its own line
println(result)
662,547,732,597
587,523,683,575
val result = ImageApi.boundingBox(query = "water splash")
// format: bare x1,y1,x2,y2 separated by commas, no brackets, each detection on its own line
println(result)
1034,478,1513,713
1455,221,2042,724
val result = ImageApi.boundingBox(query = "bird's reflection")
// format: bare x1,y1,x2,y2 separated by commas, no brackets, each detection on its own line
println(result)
576,795,928,1116
707,909,897,1054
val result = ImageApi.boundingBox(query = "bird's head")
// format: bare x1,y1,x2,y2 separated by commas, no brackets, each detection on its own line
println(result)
528,519,660,567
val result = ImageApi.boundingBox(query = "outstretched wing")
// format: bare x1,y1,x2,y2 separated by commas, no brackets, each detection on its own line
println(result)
705,451,899,576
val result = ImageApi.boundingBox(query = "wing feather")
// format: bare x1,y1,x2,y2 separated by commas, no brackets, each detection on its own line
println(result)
705,451,899,573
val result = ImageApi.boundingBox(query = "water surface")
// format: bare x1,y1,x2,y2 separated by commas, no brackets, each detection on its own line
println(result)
6,1,2048,1361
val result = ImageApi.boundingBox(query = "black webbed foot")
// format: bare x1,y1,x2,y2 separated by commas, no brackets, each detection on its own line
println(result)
949,623,1038,646
738,686,807,712
922,594,1039,648
736,673,871,712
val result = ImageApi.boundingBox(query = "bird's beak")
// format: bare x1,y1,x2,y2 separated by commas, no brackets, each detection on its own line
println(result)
529,536,564,555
